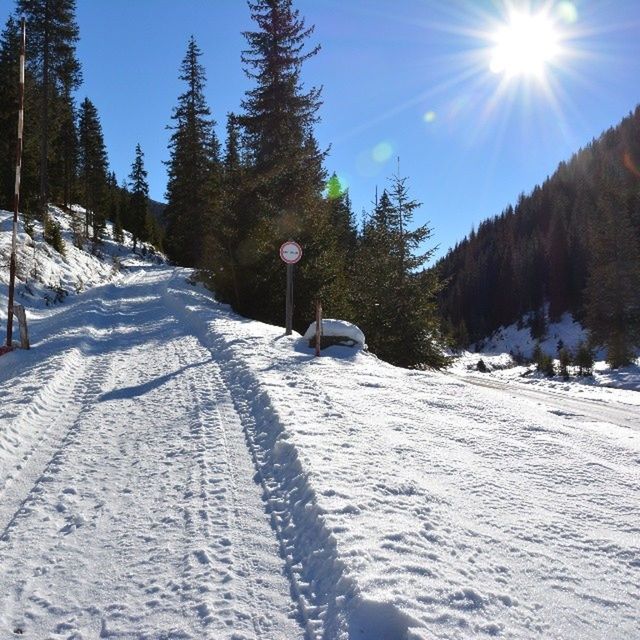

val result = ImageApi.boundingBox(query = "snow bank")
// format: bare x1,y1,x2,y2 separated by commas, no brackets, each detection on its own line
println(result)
0,206,163,328
166,273,640,639
463,311,640,394
476,311,588,359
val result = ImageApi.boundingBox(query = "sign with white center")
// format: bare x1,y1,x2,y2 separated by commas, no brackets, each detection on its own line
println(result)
279,240,303,265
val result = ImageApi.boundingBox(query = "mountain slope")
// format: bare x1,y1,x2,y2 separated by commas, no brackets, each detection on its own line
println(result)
438,105,640,352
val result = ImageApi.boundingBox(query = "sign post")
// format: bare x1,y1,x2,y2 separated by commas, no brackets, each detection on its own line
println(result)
279,240,302,335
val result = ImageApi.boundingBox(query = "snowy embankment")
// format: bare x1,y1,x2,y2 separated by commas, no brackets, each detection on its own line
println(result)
456,312,640,398
1,209,638,638
0,206,157,311
170,275,640,639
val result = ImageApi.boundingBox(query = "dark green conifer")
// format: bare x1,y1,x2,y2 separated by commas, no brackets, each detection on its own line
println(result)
164,36,218,267
78,97,108,242
575,342,594,376
237,0,350,328
355,172,447,368
17,0,81,216
584,190,640,368
127,143,149,251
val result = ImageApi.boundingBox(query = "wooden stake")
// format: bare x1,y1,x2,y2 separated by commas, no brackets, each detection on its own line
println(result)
6,19,26,347
13,304,29,349
315,300,322,357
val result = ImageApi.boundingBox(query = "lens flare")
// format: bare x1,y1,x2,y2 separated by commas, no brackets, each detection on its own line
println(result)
556,2,578,24
372,141,394,163
623,152,640,179
423,111,437,123
325,174,349,199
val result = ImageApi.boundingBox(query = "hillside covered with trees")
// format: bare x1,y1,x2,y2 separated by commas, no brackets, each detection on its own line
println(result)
0,0,447,369
0,3,164,252
438,106,640,367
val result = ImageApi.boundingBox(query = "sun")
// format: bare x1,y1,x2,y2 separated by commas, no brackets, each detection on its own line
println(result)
490,9,561,79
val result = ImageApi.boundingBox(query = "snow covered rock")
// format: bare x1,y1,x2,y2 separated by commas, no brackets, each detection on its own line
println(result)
303,318,366,349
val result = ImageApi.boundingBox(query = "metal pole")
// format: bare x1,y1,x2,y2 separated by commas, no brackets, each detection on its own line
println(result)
285,263,293,335
6,19,26,348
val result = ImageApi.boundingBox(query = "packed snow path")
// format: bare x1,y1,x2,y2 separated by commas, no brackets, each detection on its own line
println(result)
456,373,640,431
1,263,639,640
0,268,301,639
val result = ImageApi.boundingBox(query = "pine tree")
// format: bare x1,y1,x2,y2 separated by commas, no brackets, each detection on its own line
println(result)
164,36,218,267
238,0,351,328
0,16,39,214
113,211,124,244
575,342,594,376
326,174,357,255
17,0,81,216
127,143,149,251
43,213,64,254
355,172,447,368
212,113,249,308
558,348,571,379
106,171,118,222
78,97,108,242
354,190,395,352
52,91,78,208
0,16,22,210
240,0,322,188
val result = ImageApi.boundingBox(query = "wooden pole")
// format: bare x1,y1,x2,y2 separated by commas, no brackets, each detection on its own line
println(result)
6,19,26,348
285,263,293,335
315,300,322,357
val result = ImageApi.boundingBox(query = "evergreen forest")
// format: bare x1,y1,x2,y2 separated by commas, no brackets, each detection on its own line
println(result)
437,106,640,367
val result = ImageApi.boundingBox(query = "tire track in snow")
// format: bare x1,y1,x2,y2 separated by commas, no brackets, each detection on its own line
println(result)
2,270,302,638
0,285,140,536
171,319,303,638
455,373,640,431
0,349,115,634
164,274,360,640
0,346,100,539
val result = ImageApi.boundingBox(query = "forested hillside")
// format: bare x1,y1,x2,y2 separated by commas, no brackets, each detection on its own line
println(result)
438,106,640,366
0,0,448,369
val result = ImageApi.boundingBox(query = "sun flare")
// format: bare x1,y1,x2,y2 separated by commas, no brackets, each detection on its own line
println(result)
490,10,560,79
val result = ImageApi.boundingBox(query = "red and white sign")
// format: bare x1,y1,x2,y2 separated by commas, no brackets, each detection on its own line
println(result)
279,240,303,264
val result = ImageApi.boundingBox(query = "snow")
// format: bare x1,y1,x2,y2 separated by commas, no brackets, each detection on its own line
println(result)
458,310,640,396
474,312,589,360
1,207,639,638
303,318,366,348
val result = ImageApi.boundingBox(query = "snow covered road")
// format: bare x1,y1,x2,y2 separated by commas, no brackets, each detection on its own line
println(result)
1,263,639,640
454,373,640,431
0,269,301,639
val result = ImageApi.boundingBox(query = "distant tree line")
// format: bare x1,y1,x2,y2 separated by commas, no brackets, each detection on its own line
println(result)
0,1,163,250
438,107,640,367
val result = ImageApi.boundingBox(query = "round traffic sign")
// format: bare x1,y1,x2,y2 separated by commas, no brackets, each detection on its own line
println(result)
280,240,303,264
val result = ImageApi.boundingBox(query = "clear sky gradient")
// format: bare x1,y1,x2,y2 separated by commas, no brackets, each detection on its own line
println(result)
10,0,640,259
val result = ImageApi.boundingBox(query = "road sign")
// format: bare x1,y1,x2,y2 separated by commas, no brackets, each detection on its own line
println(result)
280,241,303,265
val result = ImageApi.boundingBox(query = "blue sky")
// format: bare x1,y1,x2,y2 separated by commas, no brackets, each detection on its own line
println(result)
24,0,640,258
